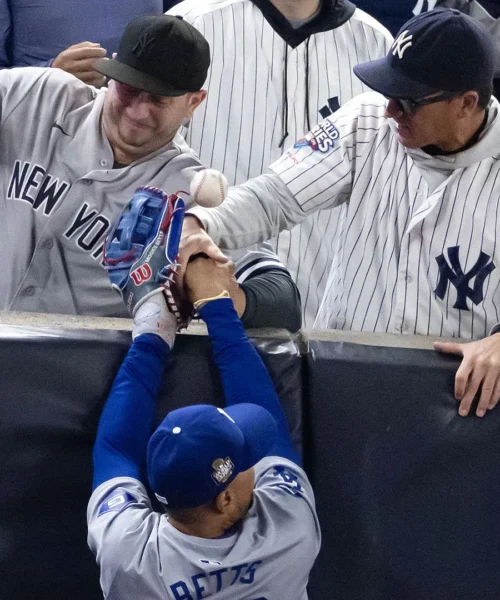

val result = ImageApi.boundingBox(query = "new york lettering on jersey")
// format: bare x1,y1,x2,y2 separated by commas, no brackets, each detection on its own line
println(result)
7,160,69,216
0,68,284,316
7,160,113,262
168,0,393,326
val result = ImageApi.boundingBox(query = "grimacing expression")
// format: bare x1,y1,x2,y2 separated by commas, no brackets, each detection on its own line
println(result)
103,80,199,157
384,94,469,150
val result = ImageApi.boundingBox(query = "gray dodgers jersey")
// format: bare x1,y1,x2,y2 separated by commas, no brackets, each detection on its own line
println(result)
0,68,284,317
88,457,321,600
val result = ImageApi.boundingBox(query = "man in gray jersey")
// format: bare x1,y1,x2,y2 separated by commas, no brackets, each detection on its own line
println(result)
88,257,320,600
0,14,300,331
180,9,500,418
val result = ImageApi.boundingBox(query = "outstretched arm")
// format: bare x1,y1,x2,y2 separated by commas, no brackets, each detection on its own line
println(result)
92,298,176,490
187,258,301,465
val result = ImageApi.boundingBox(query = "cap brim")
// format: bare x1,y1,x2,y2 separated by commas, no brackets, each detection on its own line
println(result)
353,57,442,99
224,403,277,470
94,58,188,97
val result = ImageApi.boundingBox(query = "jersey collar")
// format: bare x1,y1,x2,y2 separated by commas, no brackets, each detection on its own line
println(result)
250,0,356,48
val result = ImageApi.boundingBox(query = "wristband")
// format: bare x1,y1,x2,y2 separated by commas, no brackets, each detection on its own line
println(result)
193,290,230,311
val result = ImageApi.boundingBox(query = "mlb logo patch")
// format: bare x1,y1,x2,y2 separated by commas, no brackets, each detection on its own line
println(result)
98,490,136,516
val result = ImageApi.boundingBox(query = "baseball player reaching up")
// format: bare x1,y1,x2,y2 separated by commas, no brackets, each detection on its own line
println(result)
87,192,320,599
179,9,500,418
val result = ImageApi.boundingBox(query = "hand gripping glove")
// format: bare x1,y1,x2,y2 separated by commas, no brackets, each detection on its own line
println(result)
104,186,193,330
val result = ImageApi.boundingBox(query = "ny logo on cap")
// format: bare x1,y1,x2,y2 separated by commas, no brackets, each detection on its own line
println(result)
391,31,413,59
132,31,157,58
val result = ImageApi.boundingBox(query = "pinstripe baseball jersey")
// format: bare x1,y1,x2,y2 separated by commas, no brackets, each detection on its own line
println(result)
167,0,392,326
0,67,284,317
190,92,500,340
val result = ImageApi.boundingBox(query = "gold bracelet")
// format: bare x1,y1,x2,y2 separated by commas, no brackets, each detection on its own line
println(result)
193,290,230,311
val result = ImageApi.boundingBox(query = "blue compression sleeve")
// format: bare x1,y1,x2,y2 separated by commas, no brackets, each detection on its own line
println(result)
92,334,170,490
199,298,300,465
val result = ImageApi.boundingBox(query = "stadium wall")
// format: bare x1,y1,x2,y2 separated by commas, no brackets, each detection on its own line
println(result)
1,314,498,600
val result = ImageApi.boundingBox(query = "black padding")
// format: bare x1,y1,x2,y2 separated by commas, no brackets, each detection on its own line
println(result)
306,340,500,600
0,327,302,600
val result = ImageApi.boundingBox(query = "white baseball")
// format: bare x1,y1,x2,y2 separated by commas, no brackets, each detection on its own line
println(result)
190,169,228,208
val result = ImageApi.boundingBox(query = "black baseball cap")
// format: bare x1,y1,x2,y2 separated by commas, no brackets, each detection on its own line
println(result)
354,8,497,99
94,15,210,96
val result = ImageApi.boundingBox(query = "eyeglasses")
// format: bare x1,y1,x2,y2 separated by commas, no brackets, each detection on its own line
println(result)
114,80,170,106
386,91,462,116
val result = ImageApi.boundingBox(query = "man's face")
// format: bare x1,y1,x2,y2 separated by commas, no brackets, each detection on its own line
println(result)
102,80,204,161
384,94,465,150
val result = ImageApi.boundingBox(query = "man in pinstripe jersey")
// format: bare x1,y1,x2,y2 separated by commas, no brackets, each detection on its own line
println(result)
167,0,392,327
180,9,500,418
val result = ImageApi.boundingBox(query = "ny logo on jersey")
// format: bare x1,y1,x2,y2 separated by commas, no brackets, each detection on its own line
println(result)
391,31,413,59
319,96,340,119
434,246,496,311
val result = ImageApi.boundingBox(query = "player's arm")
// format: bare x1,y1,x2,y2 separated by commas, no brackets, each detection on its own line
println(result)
186,257,301,465
92,334,171,488
93,189,183,489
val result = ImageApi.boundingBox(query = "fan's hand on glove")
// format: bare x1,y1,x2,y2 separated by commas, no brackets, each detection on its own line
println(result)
178,216,228,286
104,187,194,345
185,257,246,317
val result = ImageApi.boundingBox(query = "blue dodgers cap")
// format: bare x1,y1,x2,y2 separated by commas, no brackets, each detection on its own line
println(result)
354,8,497,99
147,403,277,509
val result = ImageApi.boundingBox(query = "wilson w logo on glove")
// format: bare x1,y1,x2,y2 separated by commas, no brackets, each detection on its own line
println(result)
130,264,153,285
104,186,193,329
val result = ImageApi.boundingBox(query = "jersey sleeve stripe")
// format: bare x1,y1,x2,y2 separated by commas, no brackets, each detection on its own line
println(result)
235,258,288,283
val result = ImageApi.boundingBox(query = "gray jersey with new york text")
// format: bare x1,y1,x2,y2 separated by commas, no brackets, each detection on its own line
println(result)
0,67,284,317
87,457,321,600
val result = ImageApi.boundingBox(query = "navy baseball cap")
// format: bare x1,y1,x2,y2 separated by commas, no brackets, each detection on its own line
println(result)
95,15,210,96
147,403,277,509
354,8,497,99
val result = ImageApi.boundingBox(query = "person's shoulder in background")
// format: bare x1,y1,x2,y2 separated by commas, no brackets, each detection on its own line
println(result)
352,0,421,35
166,0,246,19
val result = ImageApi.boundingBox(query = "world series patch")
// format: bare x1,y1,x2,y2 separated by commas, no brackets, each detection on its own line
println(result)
294,121,339,153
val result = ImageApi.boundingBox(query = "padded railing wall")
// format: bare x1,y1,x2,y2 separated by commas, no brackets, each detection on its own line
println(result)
1,320,499,600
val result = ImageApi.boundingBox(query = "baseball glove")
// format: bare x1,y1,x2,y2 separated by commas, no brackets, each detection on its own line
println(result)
104,186,193,329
